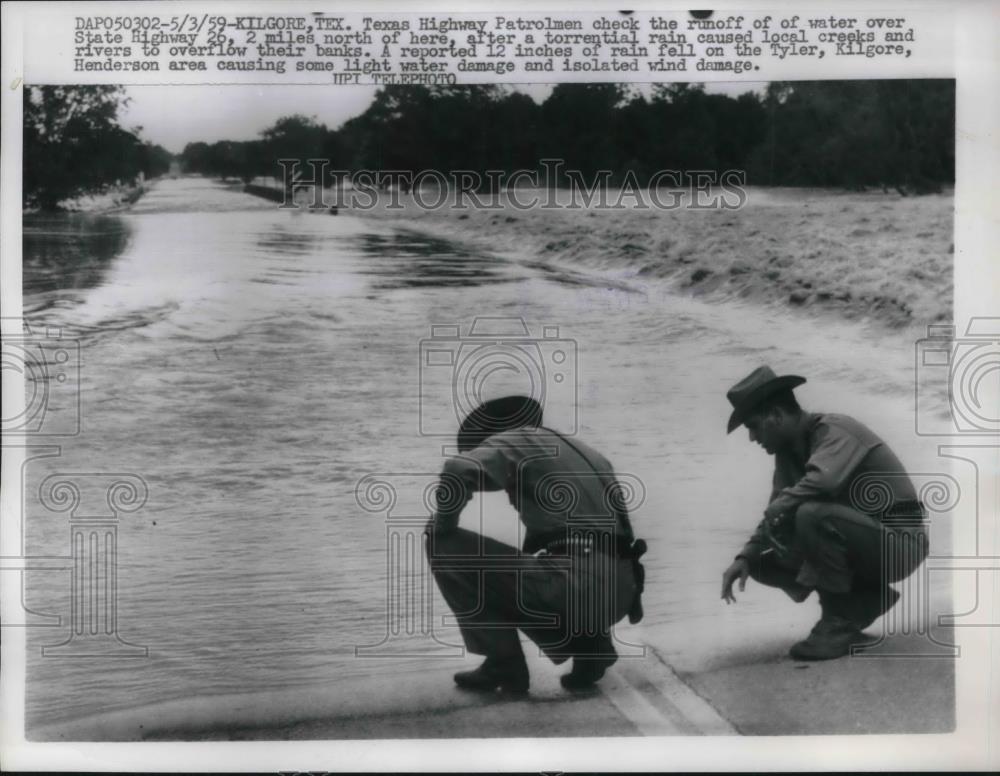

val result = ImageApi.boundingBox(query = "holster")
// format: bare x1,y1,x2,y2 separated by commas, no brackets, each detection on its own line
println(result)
538,533,648,624
761,515,797,562
624,538,648,624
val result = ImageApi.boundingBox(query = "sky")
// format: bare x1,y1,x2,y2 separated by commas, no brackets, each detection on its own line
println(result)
122,82,766,154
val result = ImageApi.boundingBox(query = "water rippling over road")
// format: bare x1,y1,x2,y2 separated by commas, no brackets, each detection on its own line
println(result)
20,178,939,733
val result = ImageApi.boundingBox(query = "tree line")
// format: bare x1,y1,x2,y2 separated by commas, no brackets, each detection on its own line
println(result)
180,80,954,195
23,86,174,211
23,80,954,210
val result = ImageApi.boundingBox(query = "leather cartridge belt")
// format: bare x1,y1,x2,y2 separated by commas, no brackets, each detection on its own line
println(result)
544,534,630,557
880,499,927,524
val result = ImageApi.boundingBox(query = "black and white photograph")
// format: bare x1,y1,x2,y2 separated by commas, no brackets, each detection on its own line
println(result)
1,1,997,772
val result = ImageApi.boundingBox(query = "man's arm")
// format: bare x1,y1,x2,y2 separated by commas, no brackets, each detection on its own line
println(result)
426,442,508,535
727,424,872,598
737,517,770,564
765,423,874,522
735,479,781,563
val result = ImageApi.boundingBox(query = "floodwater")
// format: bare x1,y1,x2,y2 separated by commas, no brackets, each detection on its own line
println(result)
20,178,951,734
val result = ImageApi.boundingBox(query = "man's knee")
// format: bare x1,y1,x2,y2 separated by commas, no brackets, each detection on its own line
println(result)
424,527,461,568
425,526,486,568
793,501,826,531
794,501,879,540
793,501,856,542
792,501,843,555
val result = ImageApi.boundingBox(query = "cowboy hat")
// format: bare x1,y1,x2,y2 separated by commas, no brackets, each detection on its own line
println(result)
457,395,543,452
726,366,806,433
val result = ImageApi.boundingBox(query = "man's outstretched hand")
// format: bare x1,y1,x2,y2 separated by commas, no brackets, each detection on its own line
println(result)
721,558,750,604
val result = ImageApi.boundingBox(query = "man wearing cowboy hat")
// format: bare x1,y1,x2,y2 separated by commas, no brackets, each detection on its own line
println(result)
720,366,929,660
424,395,645,694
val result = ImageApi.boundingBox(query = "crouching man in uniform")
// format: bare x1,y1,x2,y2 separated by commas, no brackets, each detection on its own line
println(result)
720,366,929,660
425,395,646,694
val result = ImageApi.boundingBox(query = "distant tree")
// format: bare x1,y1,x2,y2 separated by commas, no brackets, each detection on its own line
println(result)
23,85,149,210
707,91,767,172
203,141,250,181
649,83,715,170
538,83,630,179
339,86,437,172
746,80,954,191
491,91,542,173
180,141,211,174
237,140,269,183
139,142,174,179
259,115,329,181
875,80,954,193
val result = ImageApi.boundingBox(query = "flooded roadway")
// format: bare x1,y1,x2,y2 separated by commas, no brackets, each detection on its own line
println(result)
20,178,948,732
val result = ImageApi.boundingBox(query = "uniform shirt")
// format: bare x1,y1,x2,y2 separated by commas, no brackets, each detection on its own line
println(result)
430,427,631,554
739,412,919,562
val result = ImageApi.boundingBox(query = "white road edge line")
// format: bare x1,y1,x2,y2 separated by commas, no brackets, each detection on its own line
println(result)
604,647,739,736
599,670,685,736
642,647,738,735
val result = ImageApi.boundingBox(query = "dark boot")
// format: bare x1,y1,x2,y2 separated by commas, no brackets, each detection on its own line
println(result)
783,583,814,603
789,591,880,661
852,586,901,631
789,616,875,661
454,655,529,695
560,654,617,691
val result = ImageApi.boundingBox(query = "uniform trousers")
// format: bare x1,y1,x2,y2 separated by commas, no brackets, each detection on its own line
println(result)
745,501,929,622
426,527,636,663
